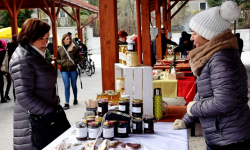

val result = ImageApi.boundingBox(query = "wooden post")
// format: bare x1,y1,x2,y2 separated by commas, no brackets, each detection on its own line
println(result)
99,0,118,92
9,0,18,35
141,0,151,66
49,0,58,57
136,0,142,64
163,0,168,37
155,0,162,60
167,0,171,38
76,9,82,41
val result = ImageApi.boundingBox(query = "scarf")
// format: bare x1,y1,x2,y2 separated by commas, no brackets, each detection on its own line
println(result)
189,29,238,76
30,44,46,58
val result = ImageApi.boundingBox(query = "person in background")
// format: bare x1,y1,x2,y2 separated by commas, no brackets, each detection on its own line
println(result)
56,34,81,110
235,33,243,57
0,39,8,103
174,31,194,58
118,30,128,45
67,32,72,38
153,28,178,61
9,18,59,150
172,2,250,150
45,47,52,62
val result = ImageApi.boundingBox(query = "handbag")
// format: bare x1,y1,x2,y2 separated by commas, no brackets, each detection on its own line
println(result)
1,50,9,73
29,105,70,149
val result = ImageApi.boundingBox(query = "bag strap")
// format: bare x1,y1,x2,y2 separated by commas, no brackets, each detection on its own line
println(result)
62,46,75,65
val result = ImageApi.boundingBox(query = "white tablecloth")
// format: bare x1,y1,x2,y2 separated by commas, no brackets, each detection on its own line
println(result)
43,122,188,150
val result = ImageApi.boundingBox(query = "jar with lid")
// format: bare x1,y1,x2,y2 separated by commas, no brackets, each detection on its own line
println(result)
116,77,125,93
119,45,127,65
143,114,154,134
127,41,136,51
108,92,119,105
105,90,114,94
76,121,87,141
111,120,118,137
88,122,100,140
126,51,138,67
119,98,130,114
103,121,114,140
132,118,143,134
118,121,129,138
96,93,108,101
83,118,95,127
132,99,143,117
98,98,108,117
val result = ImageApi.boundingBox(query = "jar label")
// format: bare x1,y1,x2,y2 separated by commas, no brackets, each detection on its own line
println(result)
126,55,132,65
88,128,99,139
144,123,149,129
132,107,141,113
119,52,126,61
119,105,126,111
76,128,87,138
133,123,136,129
128,45,133,50
98,107,102,113
118,127,127,134
103,127,114,138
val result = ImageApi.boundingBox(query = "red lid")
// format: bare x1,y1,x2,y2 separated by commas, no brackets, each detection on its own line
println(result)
119,121,128,123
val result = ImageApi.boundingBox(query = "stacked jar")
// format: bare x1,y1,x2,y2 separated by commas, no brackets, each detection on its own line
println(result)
98,98,108,117
142,114,154,134
108,92,119,106
132,99,143,134
116,77,125,93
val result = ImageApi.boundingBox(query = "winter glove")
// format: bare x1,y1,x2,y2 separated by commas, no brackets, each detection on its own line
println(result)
173,119,186,130
187,101,196,116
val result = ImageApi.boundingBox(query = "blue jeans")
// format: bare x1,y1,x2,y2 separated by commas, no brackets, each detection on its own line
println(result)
62,71,78,103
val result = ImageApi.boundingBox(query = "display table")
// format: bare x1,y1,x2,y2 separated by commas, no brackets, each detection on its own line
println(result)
153,62,191,70
43,122,188,150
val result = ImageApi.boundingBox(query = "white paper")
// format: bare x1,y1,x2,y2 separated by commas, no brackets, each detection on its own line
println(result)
119,105,126,111
118,127,127,134
132,107,141,113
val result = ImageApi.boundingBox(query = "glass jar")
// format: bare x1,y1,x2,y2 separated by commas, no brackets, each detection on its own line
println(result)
127,41,135,51
108,92,119,105
111,120,118,137
119,98,130,114
126,51,138,67
76,121,87,141
118,121,129,138
103,121,114,140
116,77,125,93
132,99,143,117
96,93,108,101
105,90,114,94
143,114,154,134
98,98,108,117
132,118,143,134
83,118,95,127
88,122,100,140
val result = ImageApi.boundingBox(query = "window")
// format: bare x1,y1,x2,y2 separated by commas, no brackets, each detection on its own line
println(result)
199,2,207,11
60,11,65,18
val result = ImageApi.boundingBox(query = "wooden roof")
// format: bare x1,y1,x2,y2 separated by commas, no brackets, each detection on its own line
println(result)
0,0,98,13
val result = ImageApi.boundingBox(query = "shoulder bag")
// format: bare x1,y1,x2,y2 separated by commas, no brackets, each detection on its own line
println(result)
62,46,83,89
1,49,9,73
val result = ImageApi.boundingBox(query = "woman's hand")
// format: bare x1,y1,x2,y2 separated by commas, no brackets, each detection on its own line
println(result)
173,119,186,130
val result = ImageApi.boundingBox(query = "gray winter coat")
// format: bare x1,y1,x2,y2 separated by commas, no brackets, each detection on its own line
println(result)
9,44,58,150
183,49,250,146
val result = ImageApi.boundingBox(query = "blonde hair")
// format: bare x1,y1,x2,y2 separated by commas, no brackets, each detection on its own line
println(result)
61,34,72,46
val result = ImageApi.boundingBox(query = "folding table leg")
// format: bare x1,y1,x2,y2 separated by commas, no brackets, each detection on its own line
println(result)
191,124,195,136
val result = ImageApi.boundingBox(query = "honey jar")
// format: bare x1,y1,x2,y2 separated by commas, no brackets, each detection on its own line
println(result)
105,90,114,94
108,92,119,105
116,77,125,92
96,93,108,101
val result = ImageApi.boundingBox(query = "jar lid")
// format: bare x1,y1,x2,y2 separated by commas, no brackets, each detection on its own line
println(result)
121,95,130,98
95,116,103,122
142,114,154,119
86,116,96,119
105,90,114,93
100,98,108,103
97,93,108,96
133,117,143,121
108,92,118,96
88,122,100,126
119,98,130,102
76,121,85,126
127,51,138,54
132,99,143,103
103,121,114,126
128,41,135,45
116,77,125,80
119,121,128,123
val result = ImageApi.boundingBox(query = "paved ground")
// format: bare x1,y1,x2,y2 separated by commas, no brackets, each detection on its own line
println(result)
1,52,250,150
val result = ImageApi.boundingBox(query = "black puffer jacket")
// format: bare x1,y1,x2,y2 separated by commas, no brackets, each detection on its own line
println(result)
183,49,250,146
9,44,58,150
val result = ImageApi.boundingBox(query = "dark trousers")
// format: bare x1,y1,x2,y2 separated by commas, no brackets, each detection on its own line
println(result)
0,71,12,99
0,71,3,99
207,138,250,150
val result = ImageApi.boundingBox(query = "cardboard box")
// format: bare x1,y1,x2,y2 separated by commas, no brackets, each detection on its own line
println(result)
168,72,185,80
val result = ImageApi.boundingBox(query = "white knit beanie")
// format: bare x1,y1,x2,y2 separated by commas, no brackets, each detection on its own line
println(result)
189,1,241,40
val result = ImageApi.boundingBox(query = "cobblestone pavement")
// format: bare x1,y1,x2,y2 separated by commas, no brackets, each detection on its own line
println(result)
1,52,250,150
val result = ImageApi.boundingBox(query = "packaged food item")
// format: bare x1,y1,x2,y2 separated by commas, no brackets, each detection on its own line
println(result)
98,139,109,150
105,90,114,94
132,118,143,134
108,92,119,105
98,98,108,117
109,141,123,148
88,122,100,140
116,77,125,92
103,121,114,140
132,99,143,117
118,121,129,138
76,121,88,141
142,114,154,134
121,143,141,149
119,98,130,114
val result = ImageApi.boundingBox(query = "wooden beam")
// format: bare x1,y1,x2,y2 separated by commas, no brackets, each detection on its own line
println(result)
76,9,82,40
141,0,151,66
49,0,58,57
10,0,18,35
1,0,13,18
99,0,118,92
61,7,76,21
167,0,171,36
136,0,142,64
40,7,48,15
56,3,62,20
171,0,189,19
16,0,24,15
155,0,162,60
42,0,54,24
163,0,168,35
167,0,179,14
72,7,79,25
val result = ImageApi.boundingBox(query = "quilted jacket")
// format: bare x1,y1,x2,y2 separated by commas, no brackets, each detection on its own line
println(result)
182,49,250,146
9,44,58,150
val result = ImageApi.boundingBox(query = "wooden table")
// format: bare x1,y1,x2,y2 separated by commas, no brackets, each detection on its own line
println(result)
153,62,191,70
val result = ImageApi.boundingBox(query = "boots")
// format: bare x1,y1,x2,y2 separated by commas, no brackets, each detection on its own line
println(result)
1,97,7,103
5,95,11,100
73,99,78,105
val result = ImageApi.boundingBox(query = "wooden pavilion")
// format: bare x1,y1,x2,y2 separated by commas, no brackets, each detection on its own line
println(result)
0,0,98,56
99,0,190,92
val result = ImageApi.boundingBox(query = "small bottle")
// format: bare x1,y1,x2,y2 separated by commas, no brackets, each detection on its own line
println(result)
88,122,100,140
103,121,114,140
76,121,87,141
132,118,143,134
132,99,143,117
154,88,163,120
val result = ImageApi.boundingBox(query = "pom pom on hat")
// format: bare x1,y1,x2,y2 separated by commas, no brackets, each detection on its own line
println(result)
189,1,240,40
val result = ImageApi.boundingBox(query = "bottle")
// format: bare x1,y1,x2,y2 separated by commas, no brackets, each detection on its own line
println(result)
154,88,163,120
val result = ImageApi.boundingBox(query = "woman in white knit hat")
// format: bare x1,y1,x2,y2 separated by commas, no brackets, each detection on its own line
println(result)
172,1,250,150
